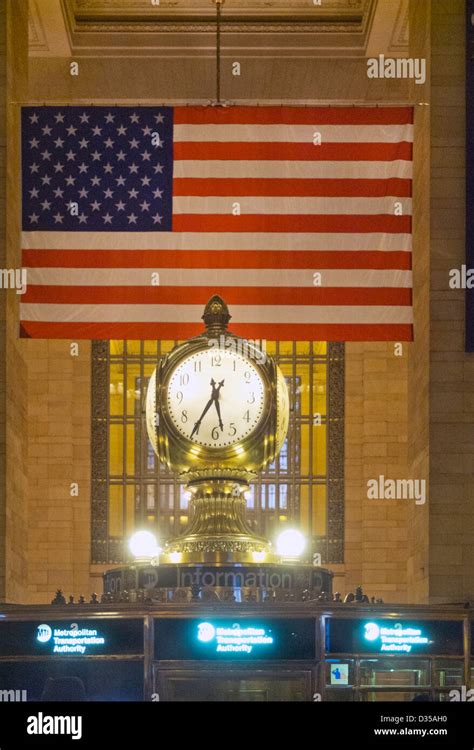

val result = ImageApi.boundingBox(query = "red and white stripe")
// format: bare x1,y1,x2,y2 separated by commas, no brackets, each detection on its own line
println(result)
20,106,413,341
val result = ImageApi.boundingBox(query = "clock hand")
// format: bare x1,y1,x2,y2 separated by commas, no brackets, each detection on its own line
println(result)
214,399,224,431
190,380,219,438
190,397,214,438
213,379,225,430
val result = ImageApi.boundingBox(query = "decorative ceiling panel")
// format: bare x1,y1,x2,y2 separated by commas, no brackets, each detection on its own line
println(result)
71,0,371,21
64,0,372,34
29,0,50,53
389,0,409,52
28,0,408,59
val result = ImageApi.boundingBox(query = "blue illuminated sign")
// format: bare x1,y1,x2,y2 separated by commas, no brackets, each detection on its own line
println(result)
196,622,274,655
363,621,429,654
36,622,106,654
326,618,463,656
155,618,315,660
0,619,144,657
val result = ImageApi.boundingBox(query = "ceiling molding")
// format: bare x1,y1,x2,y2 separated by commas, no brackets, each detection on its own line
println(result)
60,0,374,57
28,0,409,59
63,0,370,34
365,0,408,59
71,0,370,20
66,21,365,33
389,0,409,52
28,0,50,53
29,0,73,56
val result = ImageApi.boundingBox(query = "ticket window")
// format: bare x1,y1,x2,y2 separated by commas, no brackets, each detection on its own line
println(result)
432,660,468,702
0,618,146,701
152,617,317,701
324,658,466,702
359,658,430,688
0,659,144,701
154,669,313,702
323,659,430,701
434,660,464,688
359,658,465,702
324,617,466,702
358,657,430,701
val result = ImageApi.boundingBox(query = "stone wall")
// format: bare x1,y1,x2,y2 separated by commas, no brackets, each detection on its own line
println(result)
26,341,92,604
344,342,409,602
0,0,6,601
429,0,474,603
406,0,430,604
2,1,93,604
3,0,29,603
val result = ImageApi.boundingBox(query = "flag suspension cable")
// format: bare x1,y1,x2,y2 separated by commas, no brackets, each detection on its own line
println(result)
213,0,225,105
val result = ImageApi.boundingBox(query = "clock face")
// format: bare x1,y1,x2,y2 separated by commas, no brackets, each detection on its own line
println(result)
166,348,266,448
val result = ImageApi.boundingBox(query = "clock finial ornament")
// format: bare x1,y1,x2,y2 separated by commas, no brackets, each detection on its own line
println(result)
202,294,231,336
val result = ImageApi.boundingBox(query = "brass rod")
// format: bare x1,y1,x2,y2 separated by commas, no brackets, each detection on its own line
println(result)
216,0,222,104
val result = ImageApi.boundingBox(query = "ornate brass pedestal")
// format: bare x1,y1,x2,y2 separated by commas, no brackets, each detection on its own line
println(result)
160,469,273,564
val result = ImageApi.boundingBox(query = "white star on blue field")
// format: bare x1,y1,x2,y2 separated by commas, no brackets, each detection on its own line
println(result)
22,107,173,231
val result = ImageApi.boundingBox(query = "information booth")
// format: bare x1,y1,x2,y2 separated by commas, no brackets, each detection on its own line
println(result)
0,604,471,702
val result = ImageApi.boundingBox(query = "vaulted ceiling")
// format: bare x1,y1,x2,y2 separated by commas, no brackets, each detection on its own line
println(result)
29,0,409,58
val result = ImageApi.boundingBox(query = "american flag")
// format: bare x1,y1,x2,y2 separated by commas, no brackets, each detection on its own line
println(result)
20,106,413,340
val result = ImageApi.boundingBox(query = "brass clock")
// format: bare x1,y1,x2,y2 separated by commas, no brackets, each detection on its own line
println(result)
145,295,289,563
